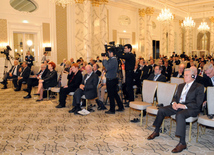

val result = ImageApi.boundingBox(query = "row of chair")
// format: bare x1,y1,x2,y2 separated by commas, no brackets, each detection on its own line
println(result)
129,80,214,142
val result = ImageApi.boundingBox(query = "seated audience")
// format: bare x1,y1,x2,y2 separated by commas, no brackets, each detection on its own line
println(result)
147,68,204,153
41,52,49,63
60,58,67,67
88,58,96,66
13,61,31,91
96,56,102,63
190,66,204,86
68,65,98,114
35,62,57,101
175,56,180,65
70,58,74,64
93,64,101,76
23,64,48,99
25,51,34,68
147,65,166,82
56,63,82,108
80,61,87,72
96,67,107,110
1,60,20,89
164,61,172,81
64,60,72,73
148,59,156,75
173,63,185,78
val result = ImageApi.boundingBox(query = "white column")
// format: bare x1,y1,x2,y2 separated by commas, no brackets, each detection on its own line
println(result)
168,20,174,57
100,4,107,53
92,6,100,58
74,3,84,60
184,29,190,56
161,22,167,56
138,9,145,58
177,20,183,55
83,1,92,62
144,7,154,60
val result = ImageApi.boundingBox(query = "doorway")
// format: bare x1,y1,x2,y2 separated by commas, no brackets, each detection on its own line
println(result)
13,33,37,63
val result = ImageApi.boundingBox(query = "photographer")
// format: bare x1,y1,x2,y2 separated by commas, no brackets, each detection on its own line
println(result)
116,44,136,106
102,48,124,114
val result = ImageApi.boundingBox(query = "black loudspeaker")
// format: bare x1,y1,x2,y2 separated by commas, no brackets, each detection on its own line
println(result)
45,47,51,51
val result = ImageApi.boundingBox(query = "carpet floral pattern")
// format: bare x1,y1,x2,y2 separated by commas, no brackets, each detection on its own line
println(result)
0,88,214,154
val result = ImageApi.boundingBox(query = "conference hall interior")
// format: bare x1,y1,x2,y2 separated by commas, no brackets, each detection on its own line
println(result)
0,0,214,154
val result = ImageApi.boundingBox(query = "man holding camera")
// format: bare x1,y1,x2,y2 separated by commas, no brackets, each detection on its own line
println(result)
117,44,136,106
102,48,124,114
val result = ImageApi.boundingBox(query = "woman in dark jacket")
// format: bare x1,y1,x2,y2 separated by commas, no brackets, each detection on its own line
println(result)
56,63,82,108
36,61,57,101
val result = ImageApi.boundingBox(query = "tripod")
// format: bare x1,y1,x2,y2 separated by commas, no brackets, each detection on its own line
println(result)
3,56,12,76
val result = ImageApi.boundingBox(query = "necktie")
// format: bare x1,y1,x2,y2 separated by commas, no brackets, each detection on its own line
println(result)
180,84,189,103
11,66,16,75
153,75,158,81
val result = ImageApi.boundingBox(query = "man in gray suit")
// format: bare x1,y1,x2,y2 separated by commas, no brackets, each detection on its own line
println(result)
69,65,99,114
147,68,204,153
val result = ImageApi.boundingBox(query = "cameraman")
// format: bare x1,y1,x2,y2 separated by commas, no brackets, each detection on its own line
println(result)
117,44,136,106
102,48,124,114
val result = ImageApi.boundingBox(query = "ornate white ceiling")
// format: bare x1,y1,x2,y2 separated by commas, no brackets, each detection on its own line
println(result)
112,0,214,19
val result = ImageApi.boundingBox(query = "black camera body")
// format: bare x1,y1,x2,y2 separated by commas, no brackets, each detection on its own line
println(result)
101,41,124,57
1,46,12,60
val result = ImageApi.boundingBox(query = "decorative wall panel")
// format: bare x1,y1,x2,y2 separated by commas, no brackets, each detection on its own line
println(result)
100,4,107,54
145,15,152,60
56,5,67,64
161,23,166,57
139,15,145,58
184,29,190,56
210,18,214,54
42,23,50,45
168,20,174,57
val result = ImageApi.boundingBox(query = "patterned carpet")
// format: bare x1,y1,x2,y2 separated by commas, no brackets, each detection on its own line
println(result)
0,87,214,155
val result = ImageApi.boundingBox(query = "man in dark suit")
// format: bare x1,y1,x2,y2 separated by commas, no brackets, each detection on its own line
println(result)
93,64,101,76
117,44,136,105
13,61,31,91
147,65,166,82
173,63,185,78
186,59,194,68
1,60,20,89
134,59,149,94
203,62,214,87
175,56,180,65
23,64,48,99
164,61,172,81
147,68,204,153
25,51,34,68
190,66,204,86
69,65,99,114
148,59,157,75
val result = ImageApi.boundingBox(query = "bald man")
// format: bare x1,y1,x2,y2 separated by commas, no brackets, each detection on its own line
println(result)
69,65,99,114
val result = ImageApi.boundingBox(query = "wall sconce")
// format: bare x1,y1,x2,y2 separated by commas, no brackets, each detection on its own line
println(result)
43,43,51,47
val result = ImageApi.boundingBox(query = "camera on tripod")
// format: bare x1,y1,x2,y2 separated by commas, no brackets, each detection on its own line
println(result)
101,41,124,57
1,46,12,59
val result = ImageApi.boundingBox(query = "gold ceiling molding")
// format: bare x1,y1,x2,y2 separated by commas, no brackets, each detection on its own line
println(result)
209,16,214,23
75,0,85,4
145,7,154,15
89,0,108,7
139,9,145,17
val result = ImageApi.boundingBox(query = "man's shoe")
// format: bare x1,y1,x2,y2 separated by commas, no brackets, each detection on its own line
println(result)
105,110,115,114
69,106,77,113
23,95,31,99
171,143,187,153
56,104,65,108
36,99,43,102
14,88,20,91
116,108,125,112
74,107,82,115
147,132,159,140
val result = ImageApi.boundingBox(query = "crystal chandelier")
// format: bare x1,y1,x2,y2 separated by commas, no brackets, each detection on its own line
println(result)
181,16,195,28
157,8,174,22
198,19,210,32
198,5,210,32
